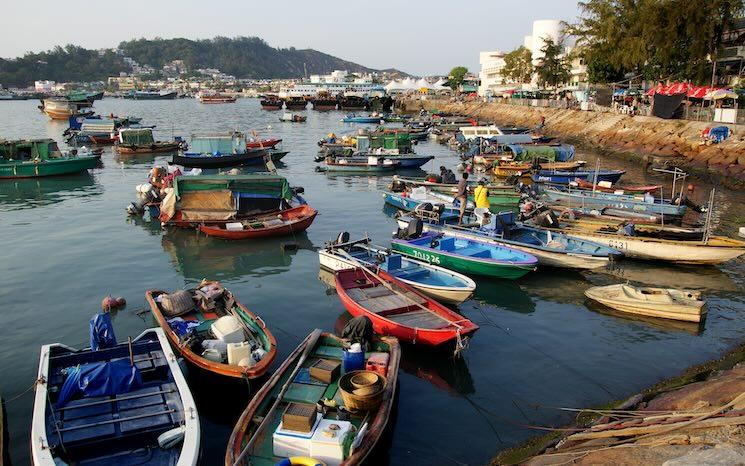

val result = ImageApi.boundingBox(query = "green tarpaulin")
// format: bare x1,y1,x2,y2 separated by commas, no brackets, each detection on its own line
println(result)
174,174,293,200
120,129,155,145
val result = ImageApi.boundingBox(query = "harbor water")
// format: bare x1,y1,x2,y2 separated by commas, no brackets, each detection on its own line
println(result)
2,99,745,465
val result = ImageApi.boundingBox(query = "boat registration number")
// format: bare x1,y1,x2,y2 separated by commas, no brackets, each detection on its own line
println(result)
607,239,629,250
411,250,441,264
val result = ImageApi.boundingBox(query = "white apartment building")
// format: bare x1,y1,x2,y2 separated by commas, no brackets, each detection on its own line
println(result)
35,80,55,93
477,51,507,96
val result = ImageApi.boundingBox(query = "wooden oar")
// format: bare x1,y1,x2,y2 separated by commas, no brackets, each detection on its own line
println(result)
232,328,323,466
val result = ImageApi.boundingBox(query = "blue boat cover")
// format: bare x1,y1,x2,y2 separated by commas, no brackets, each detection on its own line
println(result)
56,359,142,408
90,313,117,351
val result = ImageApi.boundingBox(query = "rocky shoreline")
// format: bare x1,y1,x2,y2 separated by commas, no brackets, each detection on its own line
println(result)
492,343,745,465
402,99,745,189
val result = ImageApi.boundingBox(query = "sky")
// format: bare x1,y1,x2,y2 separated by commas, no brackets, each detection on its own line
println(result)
1,0,581,76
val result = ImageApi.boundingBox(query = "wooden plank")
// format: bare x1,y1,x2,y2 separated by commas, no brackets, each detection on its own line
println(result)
386,310,450,329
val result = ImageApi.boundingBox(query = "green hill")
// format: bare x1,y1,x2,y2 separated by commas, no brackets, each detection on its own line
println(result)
0,36,377,87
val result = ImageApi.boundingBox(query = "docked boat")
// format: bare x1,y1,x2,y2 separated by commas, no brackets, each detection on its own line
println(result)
116,128,181,154
397,212,621,270
342,114,384,124
0,138,98,179
335,268,479,345
585,284,707,322
260,97,283,110
542,186,687,217
198,92,236,104
31,326,200,465
130,90,178,100
493,161,583,177
319,235,476,304
41,99,94,120
278,112,307,122
146,280,277,379
383,188,474,215
283,96,308,110
226,330,400,465
199,205,317,239
323,155,400,173
391,223,538,278
160,174,304,228
246,138,282,149
174,132,267,168
574,179,661,194
339,95,369,110
533,169,626,185
310,95,338,110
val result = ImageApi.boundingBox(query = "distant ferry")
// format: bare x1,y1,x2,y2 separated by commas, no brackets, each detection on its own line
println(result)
129,90,178,100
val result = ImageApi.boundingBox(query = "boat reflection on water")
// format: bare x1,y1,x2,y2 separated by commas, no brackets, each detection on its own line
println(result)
518,269,589,307
584,299,704,335
590,261,740,293
0,171,98,211
471,278,536,314
114,152,174,166
332,310,475,395
318,267,339,296
161,228,313,282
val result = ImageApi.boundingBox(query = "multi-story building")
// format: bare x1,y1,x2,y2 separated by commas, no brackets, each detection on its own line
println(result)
477,51,507,96
107,76,139,91
34,80,55,93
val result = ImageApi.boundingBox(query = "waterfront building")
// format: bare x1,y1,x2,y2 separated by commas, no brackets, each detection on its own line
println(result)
35,80,55,93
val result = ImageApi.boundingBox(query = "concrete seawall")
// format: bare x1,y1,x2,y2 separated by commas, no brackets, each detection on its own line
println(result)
403,99,745,188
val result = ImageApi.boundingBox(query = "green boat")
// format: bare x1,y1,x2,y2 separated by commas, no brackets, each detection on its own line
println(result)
0,139,98,179
390,231,537,279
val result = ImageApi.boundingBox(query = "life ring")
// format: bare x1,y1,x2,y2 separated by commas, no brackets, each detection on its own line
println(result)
274,457,326,466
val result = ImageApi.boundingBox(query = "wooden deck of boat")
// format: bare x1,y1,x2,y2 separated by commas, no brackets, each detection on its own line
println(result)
347,286,451,329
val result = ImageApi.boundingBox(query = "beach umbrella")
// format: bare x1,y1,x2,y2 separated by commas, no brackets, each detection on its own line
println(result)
705,89,739,100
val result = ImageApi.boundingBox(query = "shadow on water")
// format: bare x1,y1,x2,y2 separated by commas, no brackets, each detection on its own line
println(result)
113,152,175,166
583,299,705,335
0,172,98,211
588,260,741,293
160,228,314,283
471,277,536,314
399,345,475,396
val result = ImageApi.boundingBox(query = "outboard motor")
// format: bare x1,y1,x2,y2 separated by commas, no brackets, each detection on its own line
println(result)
395,218,423,240
533,209,560,228
335,231,350,245
389,178,407,193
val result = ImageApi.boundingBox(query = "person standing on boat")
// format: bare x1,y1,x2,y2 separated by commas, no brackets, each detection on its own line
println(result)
456,172,469,225
474,179,490,210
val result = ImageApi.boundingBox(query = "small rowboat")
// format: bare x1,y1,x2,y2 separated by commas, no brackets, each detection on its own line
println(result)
382,190,472,215
199,205,317,240
324,157,400,173
335,268,479,346
319,236,476,304
342,115,384,124
542,186,687,217
533,169,625,185
246,138,282,149
32,327,200,465
574,179,661,194
493,161,582,177
390,231,538,279
146,281,276,379
226,330,400,466
585,284,706,322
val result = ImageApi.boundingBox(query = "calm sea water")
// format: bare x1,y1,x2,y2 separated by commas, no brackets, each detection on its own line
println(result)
2,99,745,465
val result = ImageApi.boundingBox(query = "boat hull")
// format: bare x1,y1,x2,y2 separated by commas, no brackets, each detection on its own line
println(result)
325,162,398,173
173,150,267,168
406,220,615,269
585,286,706,322
0,156,98,179
543,188,686,217
318,248,475,304
198,205,317,239
390,239,536,279
533,170,625,184
559,230,745,264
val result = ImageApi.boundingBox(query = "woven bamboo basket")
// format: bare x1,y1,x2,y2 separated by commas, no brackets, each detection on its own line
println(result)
339,370,386,412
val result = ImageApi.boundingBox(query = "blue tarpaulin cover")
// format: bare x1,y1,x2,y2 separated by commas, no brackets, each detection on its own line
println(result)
90,313,117,351
56,359,142,408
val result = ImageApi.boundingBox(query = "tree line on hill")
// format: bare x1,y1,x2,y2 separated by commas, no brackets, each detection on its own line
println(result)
0,36,374,88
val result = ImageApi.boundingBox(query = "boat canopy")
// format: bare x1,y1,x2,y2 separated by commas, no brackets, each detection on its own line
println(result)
189,132,246,155
0,138,58,161
81,119,116,133
174,174,293,200
120,128,155,145
370,132,411,150
507,144,575,162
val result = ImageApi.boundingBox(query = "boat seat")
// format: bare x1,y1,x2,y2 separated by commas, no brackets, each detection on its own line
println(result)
383,309,452,329
455,246,491,258
385,254,403,270
346,288,427,314
438,237,456,251
394,269,429,280
283,382,327,405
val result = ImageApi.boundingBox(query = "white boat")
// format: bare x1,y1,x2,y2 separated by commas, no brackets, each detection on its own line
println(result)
319,238,476,304
553,229,745,265
31,327,200,465
585,284,706,322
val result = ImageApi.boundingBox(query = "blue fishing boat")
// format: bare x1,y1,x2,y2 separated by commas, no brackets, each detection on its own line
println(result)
533,169,626,184
391,224,538,279
397,210,622,269
382,190,468,215
342,113,384,123
319,234,476,304
385,154,434,168
31,319,200,465
542,186,687,217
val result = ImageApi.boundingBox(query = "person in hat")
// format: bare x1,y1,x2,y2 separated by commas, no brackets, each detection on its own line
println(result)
474,179,490,210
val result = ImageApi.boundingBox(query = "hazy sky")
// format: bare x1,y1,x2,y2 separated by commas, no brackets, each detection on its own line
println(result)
1,0,581,76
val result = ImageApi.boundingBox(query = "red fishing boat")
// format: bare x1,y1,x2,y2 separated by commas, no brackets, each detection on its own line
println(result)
334,268,479,346
89,134,118,144
246,138,281,149
574,179,662,193
198,205,317,239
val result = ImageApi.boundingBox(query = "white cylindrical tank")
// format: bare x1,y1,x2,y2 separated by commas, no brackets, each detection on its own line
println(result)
531,19,563,63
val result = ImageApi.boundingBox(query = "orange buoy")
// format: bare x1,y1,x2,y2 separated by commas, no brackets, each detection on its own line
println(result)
101,295,126,311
